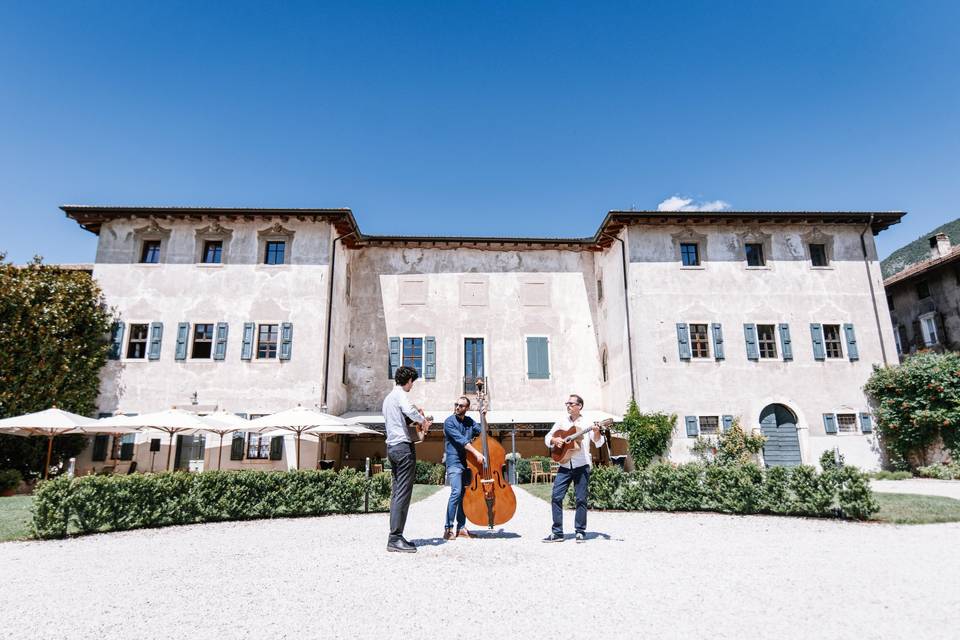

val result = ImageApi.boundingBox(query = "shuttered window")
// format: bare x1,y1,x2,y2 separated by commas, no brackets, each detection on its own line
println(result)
126,323,148,359
92,434,109,462
214,322,229,360
711,323,725,360
230,433,245,460
690,324,710,358
388,336,401,378
779,324,793,361
257,324,279,359
676,323,691,361
823,324,843,358
843,324,859,361
402,337,424,376
743,324,759,360
836,414,857,433
147,322,163,360
109,321,125,360
810,323,826,360
699,416,719,434
280,323,293,361
423,336,436,379
684,416,699,437
526,337,550,379
191,323,214,359
757,324,777,359
269,436,284,461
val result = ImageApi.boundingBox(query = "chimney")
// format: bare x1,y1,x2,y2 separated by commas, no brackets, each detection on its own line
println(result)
929,233,951,259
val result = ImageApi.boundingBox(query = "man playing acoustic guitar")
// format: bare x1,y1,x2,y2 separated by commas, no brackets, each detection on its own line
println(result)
543,394,605,543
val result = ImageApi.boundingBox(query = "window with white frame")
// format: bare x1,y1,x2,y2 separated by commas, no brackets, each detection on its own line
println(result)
699,416,720,435
247,433,271,459
919,313,938,346
402,337,424,376
757,324,778,359
823,324,843,358
191,323,214,359
689,323,710,358
836,414,857,433
126,323,149,359
257,324,279,359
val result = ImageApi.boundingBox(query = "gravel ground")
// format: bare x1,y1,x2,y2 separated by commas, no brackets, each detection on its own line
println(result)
872,478,960,500
1,487,958,640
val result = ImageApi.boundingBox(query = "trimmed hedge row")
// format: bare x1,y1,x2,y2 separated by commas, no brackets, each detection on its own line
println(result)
574,462,879,520
33,469,393,539
916,463,960,480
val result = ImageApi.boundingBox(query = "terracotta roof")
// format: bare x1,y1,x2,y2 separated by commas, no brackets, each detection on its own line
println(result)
884,244,960,287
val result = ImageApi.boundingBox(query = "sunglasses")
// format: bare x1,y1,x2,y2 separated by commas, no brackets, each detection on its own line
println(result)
564,402,582,406
454,403,469,408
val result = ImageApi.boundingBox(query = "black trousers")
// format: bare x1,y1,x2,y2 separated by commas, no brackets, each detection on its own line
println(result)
387,442,416,539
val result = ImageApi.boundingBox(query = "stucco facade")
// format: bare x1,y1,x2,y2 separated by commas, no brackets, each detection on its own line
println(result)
61,206,903,473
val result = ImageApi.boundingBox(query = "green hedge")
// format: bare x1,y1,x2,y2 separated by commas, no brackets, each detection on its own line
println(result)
32,469,392,539
573,462,878,520
916,463,960,480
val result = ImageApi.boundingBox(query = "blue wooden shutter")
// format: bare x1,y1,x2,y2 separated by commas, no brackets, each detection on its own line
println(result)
859,412,872,433
175,322,189,361
844,324,859,361
722,415,734,432
424,336,436,379
712,323,725,360
241,323,255,361
280,322,293,360
214,322,229,361
676,323,691,361
388,336,401,378
810,323,825,360
779,323,793,361
527,337,549,379
823,413,837,434
148,322,164,360
108,321,125,360
230,434,245,460
269,436,284,460
743,324,759,361
92,434,109,461
685,415,699,437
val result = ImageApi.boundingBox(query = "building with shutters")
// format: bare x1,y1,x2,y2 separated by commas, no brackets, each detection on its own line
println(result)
885,232,960,358
60,205,903,474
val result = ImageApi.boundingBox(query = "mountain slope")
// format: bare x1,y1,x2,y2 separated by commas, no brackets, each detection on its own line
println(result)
881,218,960,279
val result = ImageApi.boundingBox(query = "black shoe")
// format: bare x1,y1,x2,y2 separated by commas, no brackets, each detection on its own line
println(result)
542,533,564,543
387,537,417,553
575,532,585,543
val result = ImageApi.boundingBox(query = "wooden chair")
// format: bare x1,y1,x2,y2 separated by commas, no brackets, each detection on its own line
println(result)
530,460,548,484
548,462,560,481
371,463,383,474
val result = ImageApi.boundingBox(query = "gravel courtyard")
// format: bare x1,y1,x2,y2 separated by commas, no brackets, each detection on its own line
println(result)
1,487,958,640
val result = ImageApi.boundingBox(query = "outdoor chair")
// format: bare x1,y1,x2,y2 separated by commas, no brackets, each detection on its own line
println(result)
371,463,383,474
548,462,559,481
529,460,548,483
97,465,115,476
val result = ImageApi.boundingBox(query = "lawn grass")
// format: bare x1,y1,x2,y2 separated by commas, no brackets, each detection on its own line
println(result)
0,496,33,542
411,483,443,503
517,484,960,525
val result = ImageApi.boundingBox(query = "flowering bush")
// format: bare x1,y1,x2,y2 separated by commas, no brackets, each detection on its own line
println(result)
617,400,674,468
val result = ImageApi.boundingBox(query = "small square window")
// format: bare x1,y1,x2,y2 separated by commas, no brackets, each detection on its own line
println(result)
916,281,930,300
836,414,857,433
699,416,719,435
202,241,223,264
757,324,777,358
264,241,286,265
810,243,828,267
126,323,149,359
140,240,161,264
191,323,214,359
823,324,843,358
745,243,765,267
680,243,700,267
257,324,279,359
689,323,710,358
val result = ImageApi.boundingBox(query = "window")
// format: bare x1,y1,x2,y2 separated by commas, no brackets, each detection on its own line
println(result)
126,323,149,359
464,338,484,393
810,243,828,267
745,243,765,267
597,278,604,303
191,323,214,359
836,414,857,433
690,323,710,358
402,337,423,375
699,416,720,435
601,349,608,383
887,295,895,311
920,313,939,346
823,324,843,358
202,240,223,264
916,281,930,300
264,240,286,265
897,325,909,354
247,433,271,459
140,240,161,264
757,324,777,358
257,324,279,359
680,243,700,267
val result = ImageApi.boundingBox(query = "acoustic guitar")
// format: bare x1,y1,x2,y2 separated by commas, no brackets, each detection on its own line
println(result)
550,418,616,464
404,406,433,444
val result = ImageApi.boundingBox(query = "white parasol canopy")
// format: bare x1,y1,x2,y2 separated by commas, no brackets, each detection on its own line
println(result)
96,409,210,472
198,411,261,470
248,407,361,469
0,408,103,479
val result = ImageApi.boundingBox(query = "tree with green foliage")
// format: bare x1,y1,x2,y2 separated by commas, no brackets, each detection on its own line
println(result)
0,255,113,477
618,399,674,468
864,352,960,469
690,418,766,466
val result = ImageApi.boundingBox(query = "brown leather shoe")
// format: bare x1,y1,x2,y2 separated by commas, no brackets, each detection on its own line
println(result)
456,528,472,539
443,529,456,540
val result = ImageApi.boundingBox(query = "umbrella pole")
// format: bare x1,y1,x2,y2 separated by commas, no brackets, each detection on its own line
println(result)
295,432,301,470
44,435,54,480
218,432,224,470
166,431,174,471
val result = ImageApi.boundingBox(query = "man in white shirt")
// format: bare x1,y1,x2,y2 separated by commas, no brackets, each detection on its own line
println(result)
383,365,432,553
542,394,604,543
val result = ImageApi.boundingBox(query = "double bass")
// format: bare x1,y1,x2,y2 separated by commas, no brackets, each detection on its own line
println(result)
462,378,517,528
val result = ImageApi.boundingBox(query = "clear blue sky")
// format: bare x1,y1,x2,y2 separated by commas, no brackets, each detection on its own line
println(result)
1,1,957,263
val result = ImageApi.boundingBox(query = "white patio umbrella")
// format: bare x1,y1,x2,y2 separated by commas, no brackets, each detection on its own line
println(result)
259,423,382,469
0,407,125,479
97,409,209,472
249,407,361,469
199,411,261,470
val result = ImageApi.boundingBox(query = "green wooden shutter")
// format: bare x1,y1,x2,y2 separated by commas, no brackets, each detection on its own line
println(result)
269,436,284,460
424,336,436,379
280,322,293,360
148,322,164,360
810,323,825,360
722,415,734,433
712,323,725,360
119,435,135,461
823,413,837,434
108,321,125,360
214,322,229,361
743,324,759,361
92,434,109,462
230,434,245,460
844,324,859,361
779,323,793,361
859,412,872,433
685,415,699,437
676,323,691,361
175,322,189,361
241,323,255,361
527,337,549,379
388,336,401,378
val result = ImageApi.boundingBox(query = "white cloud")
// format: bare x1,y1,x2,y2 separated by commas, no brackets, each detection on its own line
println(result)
656,196,731,212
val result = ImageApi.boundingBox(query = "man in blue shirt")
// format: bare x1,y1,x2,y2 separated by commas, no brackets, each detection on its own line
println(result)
442,396,485,539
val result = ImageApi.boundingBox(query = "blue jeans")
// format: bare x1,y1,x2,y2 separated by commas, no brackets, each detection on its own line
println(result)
552,465,590,535
445,466,470,531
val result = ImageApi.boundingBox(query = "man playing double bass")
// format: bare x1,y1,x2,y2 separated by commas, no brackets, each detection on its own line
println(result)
442,395,485,540
543,394,604,543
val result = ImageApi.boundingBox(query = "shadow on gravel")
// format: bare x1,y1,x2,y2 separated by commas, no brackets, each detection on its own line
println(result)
409,537,447,547
461,529,521,540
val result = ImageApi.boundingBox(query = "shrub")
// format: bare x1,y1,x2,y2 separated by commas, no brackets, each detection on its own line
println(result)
513,455,554,484
916,462,960,480
702,463,763,513
832,466,879,519
789,465,836,516
691,420,766,466
618,400,675,468
867,470,913,480
414,460,445,484
0,468,22,492
646,463,704,511
32,469,392,539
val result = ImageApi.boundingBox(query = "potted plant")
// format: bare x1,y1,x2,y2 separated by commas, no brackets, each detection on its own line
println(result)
0,469,23,497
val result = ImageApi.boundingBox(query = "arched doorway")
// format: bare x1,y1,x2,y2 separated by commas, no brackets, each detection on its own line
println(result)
759,404,802,467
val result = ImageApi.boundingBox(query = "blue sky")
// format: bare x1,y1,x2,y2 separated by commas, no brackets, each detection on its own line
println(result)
1,1,957,263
